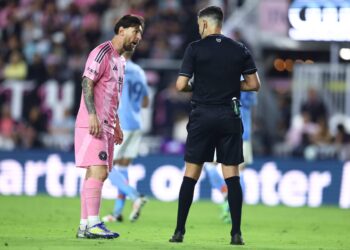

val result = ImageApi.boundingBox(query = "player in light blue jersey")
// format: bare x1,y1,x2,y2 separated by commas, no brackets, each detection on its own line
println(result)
240,91,257,167
102,51,149,223
204,91,257,222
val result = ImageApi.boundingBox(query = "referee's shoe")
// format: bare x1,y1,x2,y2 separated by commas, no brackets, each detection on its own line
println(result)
231,233,245,245
169,231,184,243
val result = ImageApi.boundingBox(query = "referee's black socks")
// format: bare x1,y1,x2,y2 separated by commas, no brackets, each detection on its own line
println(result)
174,176,197,235
225,176,243,236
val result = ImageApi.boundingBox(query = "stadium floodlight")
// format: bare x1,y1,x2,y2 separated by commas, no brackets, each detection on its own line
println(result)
339,48,350,60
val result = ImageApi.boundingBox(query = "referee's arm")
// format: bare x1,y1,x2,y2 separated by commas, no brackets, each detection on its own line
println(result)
241,72,260,91
177,44,194,92
176,76,193,92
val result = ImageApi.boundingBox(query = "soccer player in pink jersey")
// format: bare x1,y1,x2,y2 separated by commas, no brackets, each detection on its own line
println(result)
75,14,144,239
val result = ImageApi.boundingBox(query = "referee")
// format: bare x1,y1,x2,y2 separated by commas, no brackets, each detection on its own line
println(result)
169,6,260,245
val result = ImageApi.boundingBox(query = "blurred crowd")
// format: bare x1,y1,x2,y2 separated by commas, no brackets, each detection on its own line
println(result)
0,0,204,150
273,88,350,161
0,0,349,160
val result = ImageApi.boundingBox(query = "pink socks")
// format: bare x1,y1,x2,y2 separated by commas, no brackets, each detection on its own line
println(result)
81,178,104,220
80,181,88,220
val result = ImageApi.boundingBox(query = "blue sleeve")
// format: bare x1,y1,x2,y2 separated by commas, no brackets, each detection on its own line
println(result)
139,68,149,98
240,92,257,108
179,44,195,78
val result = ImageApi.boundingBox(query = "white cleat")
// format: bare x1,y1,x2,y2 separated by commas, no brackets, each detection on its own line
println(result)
129,196,148,222
102,214,116,223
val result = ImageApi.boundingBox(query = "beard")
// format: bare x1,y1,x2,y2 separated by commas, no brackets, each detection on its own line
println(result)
123,42,137,52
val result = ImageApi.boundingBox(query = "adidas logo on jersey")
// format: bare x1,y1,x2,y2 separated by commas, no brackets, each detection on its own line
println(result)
113,65,118,71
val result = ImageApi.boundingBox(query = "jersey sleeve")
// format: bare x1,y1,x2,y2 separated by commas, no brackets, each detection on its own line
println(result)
241,45,257,75
82,48,108,82
240,92,257,108
139,69,149,98
179,44,195,78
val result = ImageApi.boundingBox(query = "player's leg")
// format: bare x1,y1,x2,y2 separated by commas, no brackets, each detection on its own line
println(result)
240,139,253,194
119,130,147,222
75,127,91,238
170,162,203,243
103,158,130,222
204,162,230,222
108,161,141,200
112,159,129,221
102,138,129,222
83,165,119,239
204,162,227,197
75,128,119,239
85,165,108,226
77,179,88,238
107,130,147,222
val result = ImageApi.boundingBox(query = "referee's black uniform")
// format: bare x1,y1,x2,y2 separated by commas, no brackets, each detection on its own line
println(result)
179,34,257,165
169,5,260,246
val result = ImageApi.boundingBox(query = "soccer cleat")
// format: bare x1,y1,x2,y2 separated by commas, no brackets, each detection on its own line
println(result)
169,231,184,243
102,214,123,223
85,222,119,239
76,227,86,239
129,196,148,222
230,233,245,245
220,202,231,223
102,214,116,223
116,214,123,222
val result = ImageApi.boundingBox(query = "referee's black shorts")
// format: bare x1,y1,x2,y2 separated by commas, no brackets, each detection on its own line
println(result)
184,104,244,166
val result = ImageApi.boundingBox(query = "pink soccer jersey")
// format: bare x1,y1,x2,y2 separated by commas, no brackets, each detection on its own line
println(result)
75,41,126,134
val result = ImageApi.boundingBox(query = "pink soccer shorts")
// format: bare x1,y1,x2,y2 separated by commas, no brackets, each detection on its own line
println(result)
74,127,114,171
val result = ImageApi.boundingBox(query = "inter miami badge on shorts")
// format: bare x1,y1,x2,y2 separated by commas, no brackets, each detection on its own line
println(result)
98,151,107,161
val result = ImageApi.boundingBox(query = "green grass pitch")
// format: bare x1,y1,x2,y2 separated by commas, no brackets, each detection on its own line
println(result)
0,195,349,250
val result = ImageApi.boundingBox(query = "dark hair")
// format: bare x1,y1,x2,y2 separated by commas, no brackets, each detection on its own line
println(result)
198,6,224,24
337,123,345,132
114,14,145,34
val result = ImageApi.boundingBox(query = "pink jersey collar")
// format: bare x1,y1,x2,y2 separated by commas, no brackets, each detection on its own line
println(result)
108,41,121,57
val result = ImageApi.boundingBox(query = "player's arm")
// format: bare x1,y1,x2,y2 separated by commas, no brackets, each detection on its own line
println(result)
176,76,192,92
82,77,101,137
142,95,149,108
241,72,260,91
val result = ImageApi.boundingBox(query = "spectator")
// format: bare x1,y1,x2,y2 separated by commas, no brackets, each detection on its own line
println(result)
286,111,318,156
18,105,48,148
45,108,75,150
3,50,28,80
334,124,350,145
0,103,16,150
301,88,328,123
309,117,332,146
27,54,48,85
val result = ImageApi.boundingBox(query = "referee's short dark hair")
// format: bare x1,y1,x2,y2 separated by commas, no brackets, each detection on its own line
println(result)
198,6,224,24
114,14,145,35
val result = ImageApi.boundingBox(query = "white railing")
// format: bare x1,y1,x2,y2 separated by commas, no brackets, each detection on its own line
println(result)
292,63,350,117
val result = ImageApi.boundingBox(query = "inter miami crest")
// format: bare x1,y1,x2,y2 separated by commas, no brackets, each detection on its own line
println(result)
98,151,107,161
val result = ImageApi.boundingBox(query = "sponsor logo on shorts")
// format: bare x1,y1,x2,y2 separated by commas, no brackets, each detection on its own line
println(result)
98,151,107,161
